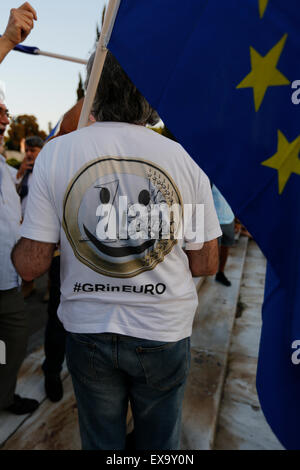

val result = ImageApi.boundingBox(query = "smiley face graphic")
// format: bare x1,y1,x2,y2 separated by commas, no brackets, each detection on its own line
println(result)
63,157,183,278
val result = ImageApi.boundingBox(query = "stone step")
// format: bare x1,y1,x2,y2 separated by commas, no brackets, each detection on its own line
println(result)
2,374,80,450
213,240,284,450
0,346,132,450
181,236,249,450
0,347,69,448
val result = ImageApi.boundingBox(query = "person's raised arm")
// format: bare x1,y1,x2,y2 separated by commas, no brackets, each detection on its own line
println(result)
0,2,37,64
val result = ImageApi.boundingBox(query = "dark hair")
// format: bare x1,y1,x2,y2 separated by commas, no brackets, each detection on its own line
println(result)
86,51,159,126
25,136,44,148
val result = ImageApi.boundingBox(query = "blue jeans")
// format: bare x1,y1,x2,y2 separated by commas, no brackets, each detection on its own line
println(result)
66,332,191,450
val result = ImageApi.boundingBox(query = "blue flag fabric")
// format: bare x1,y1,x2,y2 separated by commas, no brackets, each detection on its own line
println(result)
108,0,300,449
46,117,63,142
12,44,39,55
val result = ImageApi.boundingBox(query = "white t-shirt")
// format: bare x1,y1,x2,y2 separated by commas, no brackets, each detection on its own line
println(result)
21,122,221,341
0,156,21,290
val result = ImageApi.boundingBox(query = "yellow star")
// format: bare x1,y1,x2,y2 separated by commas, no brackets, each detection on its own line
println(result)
259,0,269,18
237,34,290,112
262,130,300,194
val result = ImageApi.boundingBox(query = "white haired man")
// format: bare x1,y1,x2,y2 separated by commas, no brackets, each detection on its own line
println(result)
0,84,39,414
12,51,221,449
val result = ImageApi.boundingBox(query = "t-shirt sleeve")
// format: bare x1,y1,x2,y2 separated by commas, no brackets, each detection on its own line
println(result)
184,167,222,250
20,150,60,243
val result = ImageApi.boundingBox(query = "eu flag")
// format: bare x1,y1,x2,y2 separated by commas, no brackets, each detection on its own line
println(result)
108,0,300,449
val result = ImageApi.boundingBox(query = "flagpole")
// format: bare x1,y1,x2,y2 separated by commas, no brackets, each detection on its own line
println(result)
77,0,122,129
36,50,87,65
0,35,88,64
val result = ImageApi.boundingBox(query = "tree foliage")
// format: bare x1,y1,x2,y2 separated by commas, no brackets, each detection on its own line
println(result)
95,5,106,45
102,5,106,27
5,115,47,151
6,158,21,169
77,73,85,102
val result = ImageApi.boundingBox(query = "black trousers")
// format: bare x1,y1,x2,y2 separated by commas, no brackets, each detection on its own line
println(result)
42,256,66,375
0,288,28,409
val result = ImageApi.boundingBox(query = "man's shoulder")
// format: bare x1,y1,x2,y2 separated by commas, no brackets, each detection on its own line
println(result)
142,127,194,160
45,127,83,148
38,128,86,165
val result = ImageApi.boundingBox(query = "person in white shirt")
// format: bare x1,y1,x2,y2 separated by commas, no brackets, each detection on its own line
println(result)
12,51,221,449
0,84,38,415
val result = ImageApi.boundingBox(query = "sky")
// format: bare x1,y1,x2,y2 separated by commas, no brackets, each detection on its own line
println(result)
0,0,107,134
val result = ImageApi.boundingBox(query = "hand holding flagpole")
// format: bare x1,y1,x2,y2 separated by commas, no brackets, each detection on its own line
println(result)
77,0,121,129
0,2,37,64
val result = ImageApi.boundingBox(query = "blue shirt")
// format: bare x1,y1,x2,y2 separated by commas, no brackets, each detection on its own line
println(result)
212,185,234,225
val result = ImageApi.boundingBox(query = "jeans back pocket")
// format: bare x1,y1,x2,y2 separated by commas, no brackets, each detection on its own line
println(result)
136,337,190,392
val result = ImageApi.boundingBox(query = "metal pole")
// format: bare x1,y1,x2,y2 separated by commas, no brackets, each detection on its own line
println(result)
77,0,121,129
0,35,88,64
37,50,87,65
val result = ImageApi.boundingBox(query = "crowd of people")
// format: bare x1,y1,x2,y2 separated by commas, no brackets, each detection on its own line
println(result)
0,2,238,450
